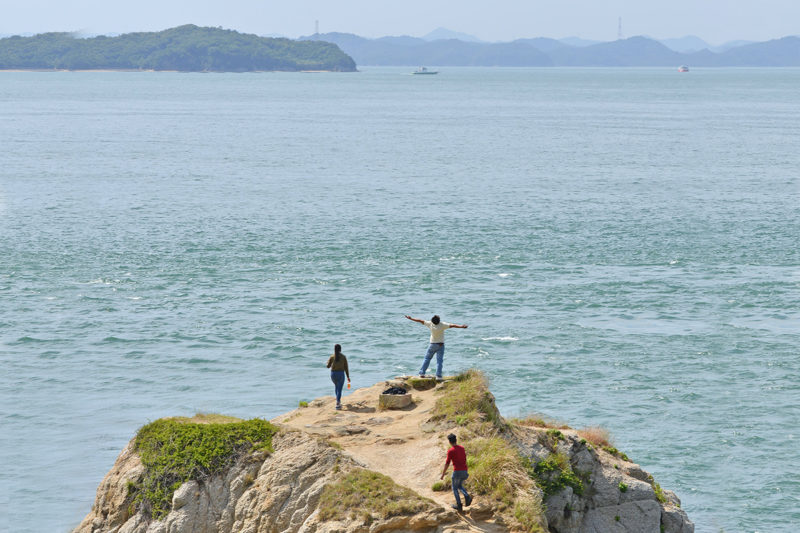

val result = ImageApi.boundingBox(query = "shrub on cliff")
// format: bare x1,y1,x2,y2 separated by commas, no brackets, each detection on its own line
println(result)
129,415,277,519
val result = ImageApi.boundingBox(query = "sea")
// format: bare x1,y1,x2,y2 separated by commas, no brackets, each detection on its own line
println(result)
1,67,798,533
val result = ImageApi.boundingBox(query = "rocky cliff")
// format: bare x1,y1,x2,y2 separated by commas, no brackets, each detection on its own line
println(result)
74,371,693,533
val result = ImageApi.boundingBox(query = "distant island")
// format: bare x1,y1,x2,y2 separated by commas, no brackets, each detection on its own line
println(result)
0,25,356,72
301,32,800,67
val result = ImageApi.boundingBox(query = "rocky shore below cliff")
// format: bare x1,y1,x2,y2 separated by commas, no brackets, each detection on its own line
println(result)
73,371,693,533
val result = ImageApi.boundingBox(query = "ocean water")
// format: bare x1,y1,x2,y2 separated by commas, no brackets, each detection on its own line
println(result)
1,67,799,533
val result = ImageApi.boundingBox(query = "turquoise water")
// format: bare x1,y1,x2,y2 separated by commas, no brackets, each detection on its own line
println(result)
1,67,799,532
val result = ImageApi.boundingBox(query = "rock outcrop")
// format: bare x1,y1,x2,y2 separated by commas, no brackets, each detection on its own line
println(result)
74,375,693,533
75,429,453,533
510,428,692,533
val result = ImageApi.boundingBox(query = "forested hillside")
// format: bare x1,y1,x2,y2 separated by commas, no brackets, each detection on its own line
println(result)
0,25,357,72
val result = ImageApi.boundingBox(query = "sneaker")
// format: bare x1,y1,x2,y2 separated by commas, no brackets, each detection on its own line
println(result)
451,504,463,512
335,404,342,410
464,494,473,507
418,373,426,378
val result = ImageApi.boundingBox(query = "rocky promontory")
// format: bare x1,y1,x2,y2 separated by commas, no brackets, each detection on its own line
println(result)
74,371,693,533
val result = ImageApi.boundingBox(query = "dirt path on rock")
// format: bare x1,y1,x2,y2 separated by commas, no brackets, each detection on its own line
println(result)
272,378,506,532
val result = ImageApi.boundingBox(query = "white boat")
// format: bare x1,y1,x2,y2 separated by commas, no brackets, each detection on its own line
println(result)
412,67,438,75
678,65,689,72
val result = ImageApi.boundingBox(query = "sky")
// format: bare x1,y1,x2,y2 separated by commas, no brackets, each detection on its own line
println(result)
1,0,798,45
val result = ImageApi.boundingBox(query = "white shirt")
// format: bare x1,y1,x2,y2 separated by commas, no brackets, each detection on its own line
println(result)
424,320,452,343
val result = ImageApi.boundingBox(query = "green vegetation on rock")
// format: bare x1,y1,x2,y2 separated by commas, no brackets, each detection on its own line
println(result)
528,452,584,498
649,475,667,504
319,468,436,524
129,415,277,519
431,369,504,434
0,25,357,71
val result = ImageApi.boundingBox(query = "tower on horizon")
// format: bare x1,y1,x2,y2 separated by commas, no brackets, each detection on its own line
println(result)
617,17,624,40
315,20,319,36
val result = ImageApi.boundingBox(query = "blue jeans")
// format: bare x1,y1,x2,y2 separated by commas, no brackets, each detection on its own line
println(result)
419,343,445,377
330,371,345,404
452,470,470,506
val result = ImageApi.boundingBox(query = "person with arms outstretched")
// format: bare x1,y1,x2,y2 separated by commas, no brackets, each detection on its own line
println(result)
404,314,467,379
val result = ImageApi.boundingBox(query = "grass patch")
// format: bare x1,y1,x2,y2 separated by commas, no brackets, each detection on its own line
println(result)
510,414,571,430
298,400,309,408
513,493,546,533
618,482,628,493
318,468,436,522
528,452,584,498
431,479,449,491
129,416,277,519
464,437,546,532
577,426,612,448
431,369,503,435
464,437,527,503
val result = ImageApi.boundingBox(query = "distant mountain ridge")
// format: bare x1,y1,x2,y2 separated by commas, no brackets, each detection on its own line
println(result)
658,35,711,53
302,32,552,66
301,32,800,67
422,27,484,42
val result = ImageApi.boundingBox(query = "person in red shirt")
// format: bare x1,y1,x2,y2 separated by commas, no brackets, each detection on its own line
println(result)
440,433,473,511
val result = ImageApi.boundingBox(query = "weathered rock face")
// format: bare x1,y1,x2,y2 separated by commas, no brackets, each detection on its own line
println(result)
510,429,693,533
73,431,451,533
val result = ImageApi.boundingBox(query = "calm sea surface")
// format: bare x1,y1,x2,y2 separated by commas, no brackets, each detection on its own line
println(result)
1,67,799,532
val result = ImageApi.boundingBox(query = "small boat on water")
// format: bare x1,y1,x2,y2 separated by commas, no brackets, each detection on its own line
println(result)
412,67,438,75
678,65,689,72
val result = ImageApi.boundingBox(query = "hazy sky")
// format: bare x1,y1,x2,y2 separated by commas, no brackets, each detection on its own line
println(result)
2,0,798,44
